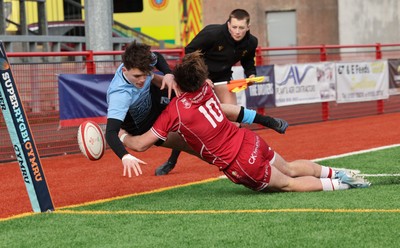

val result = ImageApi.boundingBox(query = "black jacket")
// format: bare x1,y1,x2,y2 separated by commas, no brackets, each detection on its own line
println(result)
185,22,258,82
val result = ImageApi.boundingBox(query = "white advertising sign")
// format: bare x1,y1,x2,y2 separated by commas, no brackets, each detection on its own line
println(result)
316,62,336,101
275,63,322,106
336,61,389,103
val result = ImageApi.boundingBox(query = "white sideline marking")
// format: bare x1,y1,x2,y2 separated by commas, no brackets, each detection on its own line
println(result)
359,174,400,177
218,144,400,179
313,144,400,177
219,173,400,178
312,144,400,162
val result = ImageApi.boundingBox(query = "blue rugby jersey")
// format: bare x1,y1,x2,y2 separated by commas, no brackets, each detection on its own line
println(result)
106,64,154,126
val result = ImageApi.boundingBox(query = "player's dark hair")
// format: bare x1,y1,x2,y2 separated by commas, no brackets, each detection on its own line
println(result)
173,51,208,93
122,41,154,73
228,9,250,24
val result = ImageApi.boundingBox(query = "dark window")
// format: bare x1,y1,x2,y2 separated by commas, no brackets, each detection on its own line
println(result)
63,0,82,20
113,0,143,13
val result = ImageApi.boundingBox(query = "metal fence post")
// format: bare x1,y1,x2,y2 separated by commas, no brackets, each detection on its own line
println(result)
375,43,384,114
86,50,96,74
255,46,265,121
320,44,329,121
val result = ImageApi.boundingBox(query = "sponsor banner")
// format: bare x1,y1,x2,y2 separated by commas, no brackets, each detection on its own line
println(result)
388,59,400,95
336,61,389,103
0,42,54,212
231,66,275,108
316,62,336,101
58,74,112,127
274,63,322,106
248,65,275,108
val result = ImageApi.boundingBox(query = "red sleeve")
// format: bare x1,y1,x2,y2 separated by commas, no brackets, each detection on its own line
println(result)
151,100,179,140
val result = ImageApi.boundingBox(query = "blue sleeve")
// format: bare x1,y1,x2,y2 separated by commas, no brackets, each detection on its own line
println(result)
107,90,131,121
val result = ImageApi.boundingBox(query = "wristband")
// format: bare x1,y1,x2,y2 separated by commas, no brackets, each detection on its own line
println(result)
119,133,128,143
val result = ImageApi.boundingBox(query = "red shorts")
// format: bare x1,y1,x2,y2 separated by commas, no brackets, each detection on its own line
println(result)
223,129,275,191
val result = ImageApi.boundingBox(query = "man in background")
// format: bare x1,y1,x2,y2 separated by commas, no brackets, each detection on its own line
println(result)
185,9,258,105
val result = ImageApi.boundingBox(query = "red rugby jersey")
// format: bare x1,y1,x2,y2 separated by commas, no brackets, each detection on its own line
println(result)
151,83,245,170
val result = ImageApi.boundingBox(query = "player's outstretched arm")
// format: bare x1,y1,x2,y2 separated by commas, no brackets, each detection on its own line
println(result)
118,130,158,177
106,119,147,177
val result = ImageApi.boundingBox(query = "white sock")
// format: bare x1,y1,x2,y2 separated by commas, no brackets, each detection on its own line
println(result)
320,166,334,178
320,178,350,191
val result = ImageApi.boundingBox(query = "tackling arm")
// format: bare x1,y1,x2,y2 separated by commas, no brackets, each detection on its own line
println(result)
150,73,164,88
153,52,172,74
152,52,180,98
120,129,159,152
220,104,241,122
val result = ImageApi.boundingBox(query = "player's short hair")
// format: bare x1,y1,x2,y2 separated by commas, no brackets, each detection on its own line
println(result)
122,41,154,73
228,9,250,24
173,51,208,93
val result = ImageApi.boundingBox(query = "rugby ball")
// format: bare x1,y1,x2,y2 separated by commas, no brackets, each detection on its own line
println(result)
77,121,105,161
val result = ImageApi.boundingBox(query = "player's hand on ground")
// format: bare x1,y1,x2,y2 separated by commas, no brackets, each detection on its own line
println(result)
122,154,147,177
161,73,181,98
